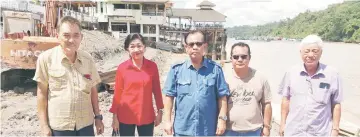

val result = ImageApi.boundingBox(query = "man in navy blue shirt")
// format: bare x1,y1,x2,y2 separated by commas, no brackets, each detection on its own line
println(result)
162,30,230,136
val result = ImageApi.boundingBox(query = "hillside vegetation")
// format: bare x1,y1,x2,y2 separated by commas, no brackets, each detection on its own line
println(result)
227,2,360,43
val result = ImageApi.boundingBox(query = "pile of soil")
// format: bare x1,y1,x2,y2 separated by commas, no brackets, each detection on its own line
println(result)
1,30,173,136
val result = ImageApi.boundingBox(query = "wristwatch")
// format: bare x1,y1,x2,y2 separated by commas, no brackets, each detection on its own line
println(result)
94,114,103,120
158,109,164,114
218,116,228,121
263,124,272,130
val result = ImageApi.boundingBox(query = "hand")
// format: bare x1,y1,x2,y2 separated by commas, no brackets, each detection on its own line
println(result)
279,124,285,137
154,112,162,127
216,119,226,136
41,125,52,136
331,129,339,137
95,119,104,135
112,118,120,132
262,127,270,137
164,121,173,135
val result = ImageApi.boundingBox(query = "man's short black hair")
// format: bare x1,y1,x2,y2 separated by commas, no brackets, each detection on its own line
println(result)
230,42,251,59
183,30,207,44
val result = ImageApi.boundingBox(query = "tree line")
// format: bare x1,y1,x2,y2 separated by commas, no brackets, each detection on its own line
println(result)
226,1,360,43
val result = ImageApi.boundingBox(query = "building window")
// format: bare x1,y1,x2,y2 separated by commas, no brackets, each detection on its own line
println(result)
111,22,127,33
143,24,156,34
100,2,103,13
130,23,140,33
113,4,140,10
157,4,165,16
129,4,140,9
99,22,109,31
142,4,156,16
114,4,126,9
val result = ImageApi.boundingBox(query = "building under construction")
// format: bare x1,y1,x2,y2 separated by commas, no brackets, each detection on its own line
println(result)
91,0,228,60
161,0,228,60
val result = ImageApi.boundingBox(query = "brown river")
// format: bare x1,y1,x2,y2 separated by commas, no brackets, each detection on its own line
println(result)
225,38,360,133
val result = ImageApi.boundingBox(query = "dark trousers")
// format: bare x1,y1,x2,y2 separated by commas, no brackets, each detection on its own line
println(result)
52,124,94,136
112,122,154,136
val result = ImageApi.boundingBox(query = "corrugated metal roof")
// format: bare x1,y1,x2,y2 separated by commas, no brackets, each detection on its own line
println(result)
167,8,226,22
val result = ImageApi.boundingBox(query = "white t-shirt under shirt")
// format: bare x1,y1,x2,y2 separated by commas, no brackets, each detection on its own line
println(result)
224,67,272,132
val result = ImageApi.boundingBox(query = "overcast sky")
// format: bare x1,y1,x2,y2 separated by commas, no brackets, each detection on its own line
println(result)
171,0,345,27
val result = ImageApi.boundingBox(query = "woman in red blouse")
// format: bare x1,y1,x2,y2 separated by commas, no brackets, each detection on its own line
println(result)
110,33,164,136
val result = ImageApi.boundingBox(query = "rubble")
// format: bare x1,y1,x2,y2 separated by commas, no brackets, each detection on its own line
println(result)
80,30,126,63
1,30,175,136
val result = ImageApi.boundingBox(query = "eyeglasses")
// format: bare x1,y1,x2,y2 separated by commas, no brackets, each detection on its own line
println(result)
232,55,248,60
187,42,204,48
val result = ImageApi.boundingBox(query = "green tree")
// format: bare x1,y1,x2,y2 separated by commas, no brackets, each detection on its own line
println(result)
226,1,360,43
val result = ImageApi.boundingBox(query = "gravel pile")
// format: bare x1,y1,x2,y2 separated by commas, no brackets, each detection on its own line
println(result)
80,30,126,64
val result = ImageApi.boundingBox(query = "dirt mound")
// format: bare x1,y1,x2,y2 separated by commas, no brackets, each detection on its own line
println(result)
1,30,173,136
80,30,126,63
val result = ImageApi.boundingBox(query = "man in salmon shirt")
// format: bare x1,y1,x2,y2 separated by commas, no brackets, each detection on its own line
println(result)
109,33,164,136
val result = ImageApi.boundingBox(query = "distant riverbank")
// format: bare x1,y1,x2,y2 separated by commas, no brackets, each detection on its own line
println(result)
226,2,360,44
230,37,360,44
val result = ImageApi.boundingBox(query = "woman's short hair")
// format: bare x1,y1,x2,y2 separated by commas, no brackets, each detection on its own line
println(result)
124,33,146,50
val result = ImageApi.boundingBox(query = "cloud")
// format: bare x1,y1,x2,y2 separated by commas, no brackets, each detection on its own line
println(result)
171,0,344,27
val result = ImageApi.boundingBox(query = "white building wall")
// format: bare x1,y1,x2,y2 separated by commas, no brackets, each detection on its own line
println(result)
97,2,167,42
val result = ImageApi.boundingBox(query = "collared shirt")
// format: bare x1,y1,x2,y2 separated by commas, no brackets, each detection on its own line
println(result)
163,58,230,136
109,58,164,125
33,46,101,131
278,63,343,136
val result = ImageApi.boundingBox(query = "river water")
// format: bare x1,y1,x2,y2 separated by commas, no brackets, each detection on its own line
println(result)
225,38,360,131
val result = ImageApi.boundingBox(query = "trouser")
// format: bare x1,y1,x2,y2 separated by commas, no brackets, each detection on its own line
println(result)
51,124,94,136
112,122,154,136
174,133,190,136
223,128,262,136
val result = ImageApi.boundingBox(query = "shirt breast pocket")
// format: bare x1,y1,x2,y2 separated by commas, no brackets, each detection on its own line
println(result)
48,68,67,92
80,75,92,94
176,79,191,96
313,88,331,104
203,77,216,96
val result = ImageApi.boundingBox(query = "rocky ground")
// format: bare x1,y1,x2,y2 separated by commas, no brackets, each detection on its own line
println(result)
0,30,186,136
0,51,281,136
0,31,284,136
0,51,186,136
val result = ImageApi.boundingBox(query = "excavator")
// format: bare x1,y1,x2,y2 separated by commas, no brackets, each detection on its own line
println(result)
0,0,92,91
